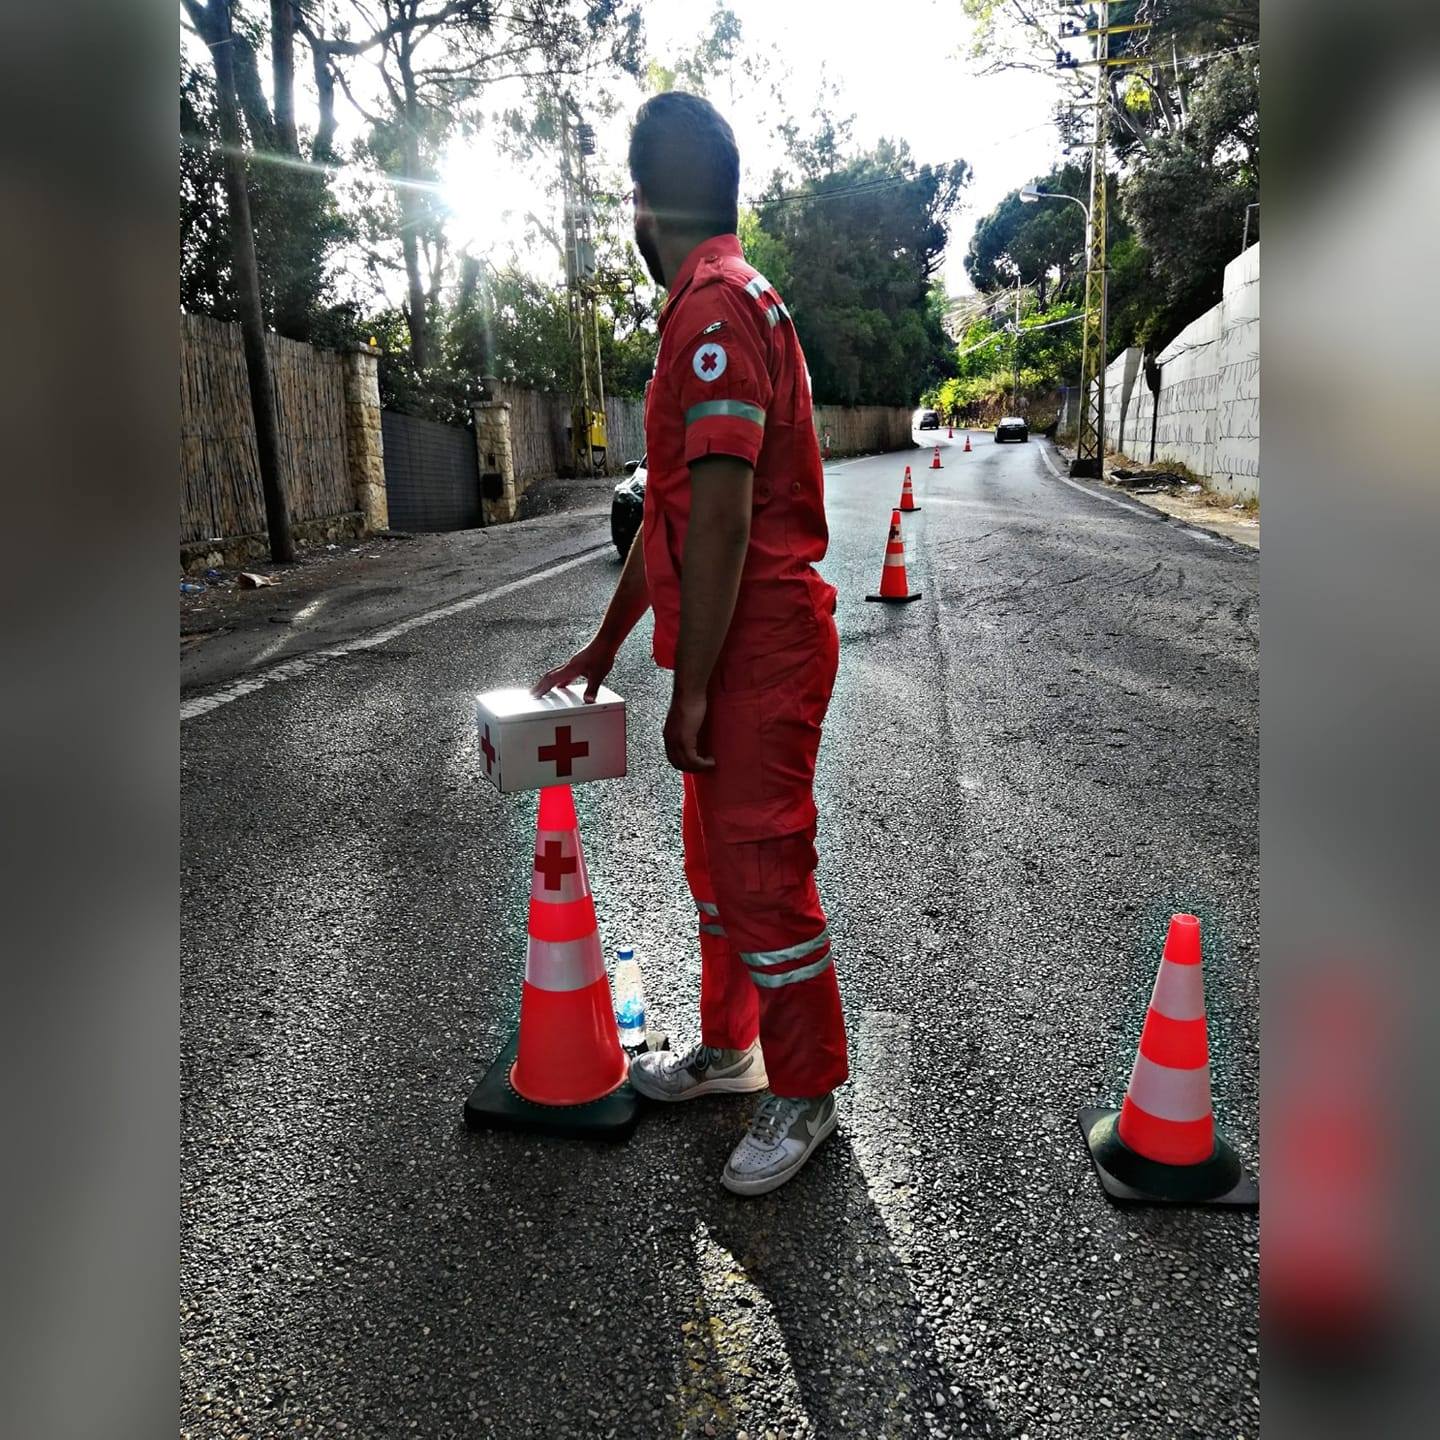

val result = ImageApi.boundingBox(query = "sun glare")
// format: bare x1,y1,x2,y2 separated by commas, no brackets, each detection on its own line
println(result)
439,143,542,257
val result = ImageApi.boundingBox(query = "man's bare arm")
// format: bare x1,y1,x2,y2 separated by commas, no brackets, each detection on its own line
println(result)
666,455,753,770
533,528,650,701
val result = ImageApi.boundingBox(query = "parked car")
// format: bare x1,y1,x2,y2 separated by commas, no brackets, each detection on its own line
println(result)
611,456,647,558
913,408,941,430
995,416,1029,443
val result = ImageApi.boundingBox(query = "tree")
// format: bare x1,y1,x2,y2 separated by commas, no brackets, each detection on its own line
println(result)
184,0,294,561
753,133,969,405
961,2,1259,353
1119,54,1258,339
333,1,644,371
180,60,351,338
965,162,1101,305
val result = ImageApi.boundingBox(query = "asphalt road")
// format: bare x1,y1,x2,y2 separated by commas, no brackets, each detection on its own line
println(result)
182,430,1259,1440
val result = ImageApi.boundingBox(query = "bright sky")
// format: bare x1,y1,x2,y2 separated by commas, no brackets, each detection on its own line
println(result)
188,0,1065,304
630,0,1063,296
442,0,1063,298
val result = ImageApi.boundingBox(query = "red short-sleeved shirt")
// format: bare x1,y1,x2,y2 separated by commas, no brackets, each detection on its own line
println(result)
642,233,834,672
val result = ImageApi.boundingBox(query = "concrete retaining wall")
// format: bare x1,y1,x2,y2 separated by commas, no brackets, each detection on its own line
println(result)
1098,243,1259,499
811,404,915,457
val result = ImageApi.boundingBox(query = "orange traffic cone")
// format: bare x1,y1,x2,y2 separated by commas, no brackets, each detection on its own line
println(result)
929,444,942,470
963,433,972,452
865,509,922,604
465,784,640,1139
899,464,921,513
1080,914,1257,1206
947,424,954,438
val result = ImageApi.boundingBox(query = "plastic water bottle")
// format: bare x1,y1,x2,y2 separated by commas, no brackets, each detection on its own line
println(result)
613,947,646,1049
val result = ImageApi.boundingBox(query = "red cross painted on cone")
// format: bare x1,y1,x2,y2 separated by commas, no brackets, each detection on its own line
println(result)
480,725,496,774
537,724,589,777
534,838,578,892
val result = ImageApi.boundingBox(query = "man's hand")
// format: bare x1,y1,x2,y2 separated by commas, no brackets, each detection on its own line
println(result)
532,637,616,703
663,685,714,772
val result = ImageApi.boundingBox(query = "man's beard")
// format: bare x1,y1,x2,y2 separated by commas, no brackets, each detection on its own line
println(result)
634,215,665,287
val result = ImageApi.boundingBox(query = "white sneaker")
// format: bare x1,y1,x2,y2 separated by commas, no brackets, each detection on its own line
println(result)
629,1038,768,1102
721,1092,838,1196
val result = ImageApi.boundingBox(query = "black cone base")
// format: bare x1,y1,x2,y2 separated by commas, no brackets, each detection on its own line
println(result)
464,1031,641,1141
865,592,923,603
900,504,922,512
1079,1106,1258,1208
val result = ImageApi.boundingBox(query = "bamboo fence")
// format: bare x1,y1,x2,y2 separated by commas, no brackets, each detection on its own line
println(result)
180,313,355,544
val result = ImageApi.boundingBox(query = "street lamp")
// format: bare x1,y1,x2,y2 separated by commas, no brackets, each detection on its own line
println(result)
1021,184,1103,474
1020,184,1089,228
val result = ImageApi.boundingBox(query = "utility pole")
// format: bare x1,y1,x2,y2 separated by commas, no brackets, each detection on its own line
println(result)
559,101,607,478
1071,1,1109,479
1012,267,1022,414
1056,3,1149,479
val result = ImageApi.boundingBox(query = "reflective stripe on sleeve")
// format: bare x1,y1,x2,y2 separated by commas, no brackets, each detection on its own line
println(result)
744,274,773,300
700,922,727,937
764,301,791,328
696,900,720,916
685,399,765,429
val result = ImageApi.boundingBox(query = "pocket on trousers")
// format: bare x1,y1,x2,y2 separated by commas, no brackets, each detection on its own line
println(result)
702,648,830,846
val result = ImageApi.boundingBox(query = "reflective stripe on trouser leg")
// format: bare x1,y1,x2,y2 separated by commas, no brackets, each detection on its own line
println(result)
683,774,758,1052
697,829,848,1099
740,927,832,987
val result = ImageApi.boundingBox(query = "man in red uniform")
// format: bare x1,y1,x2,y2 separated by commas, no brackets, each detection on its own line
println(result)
534,92,846,1195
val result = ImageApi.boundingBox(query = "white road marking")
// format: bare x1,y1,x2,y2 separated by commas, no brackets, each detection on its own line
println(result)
844,1009,915,1255
1036,444,1158,518
181,544,612,722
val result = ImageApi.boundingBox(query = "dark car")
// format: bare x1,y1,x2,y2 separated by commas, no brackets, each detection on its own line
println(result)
995,416,1029,443
914,408,941,430
611,456,647,558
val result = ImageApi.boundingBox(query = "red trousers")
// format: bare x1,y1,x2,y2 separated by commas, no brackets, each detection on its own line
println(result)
681,610,847,1098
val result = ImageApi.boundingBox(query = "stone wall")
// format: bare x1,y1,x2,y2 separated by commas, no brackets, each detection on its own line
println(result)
341,345,389,531
472,401,518,526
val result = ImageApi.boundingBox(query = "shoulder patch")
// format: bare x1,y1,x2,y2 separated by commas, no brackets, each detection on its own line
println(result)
692,342,728,382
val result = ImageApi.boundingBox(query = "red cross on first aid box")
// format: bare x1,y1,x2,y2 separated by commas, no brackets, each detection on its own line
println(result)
474,683,626,795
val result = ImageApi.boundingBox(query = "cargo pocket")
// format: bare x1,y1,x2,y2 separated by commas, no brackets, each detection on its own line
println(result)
700,644,829,846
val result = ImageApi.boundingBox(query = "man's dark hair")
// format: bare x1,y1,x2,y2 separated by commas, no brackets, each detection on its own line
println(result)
628,91,740,237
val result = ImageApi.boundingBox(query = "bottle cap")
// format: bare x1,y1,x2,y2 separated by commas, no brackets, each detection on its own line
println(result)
616,947,634,960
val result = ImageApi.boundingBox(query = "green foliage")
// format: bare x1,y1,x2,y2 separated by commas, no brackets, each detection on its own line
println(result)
1119,56,1259,341
750,135,969,405
965,163,1125,309
960,0,1260,360
737,209,793,298
180,62,351,340
926,298,1082,418
647,6,743,94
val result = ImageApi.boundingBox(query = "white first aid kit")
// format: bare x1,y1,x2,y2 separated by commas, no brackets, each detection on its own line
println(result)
474,684,627,795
